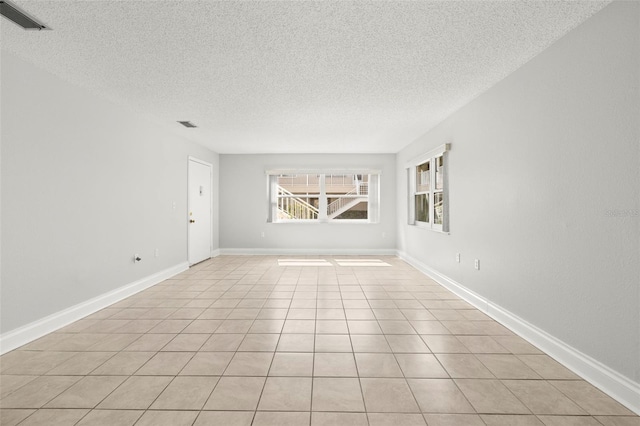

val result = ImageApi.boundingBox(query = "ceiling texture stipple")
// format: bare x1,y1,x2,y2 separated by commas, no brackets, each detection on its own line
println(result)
1,0,610,154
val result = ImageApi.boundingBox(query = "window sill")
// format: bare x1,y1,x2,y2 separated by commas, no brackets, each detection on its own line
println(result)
411,222,449,234
272,219,376,225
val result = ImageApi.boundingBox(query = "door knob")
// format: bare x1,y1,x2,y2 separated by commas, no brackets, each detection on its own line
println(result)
190,219,195,223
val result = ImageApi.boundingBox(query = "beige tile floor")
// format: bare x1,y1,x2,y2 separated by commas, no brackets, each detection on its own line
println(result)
1,255,638,426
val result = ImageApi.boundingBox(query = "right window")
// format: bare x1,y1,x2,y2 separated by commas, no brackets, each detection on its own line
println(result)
408,144,449,232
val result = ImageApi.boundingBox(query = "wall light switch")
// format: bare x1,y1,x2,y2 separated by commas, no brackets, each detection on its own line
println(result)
456,253,460,263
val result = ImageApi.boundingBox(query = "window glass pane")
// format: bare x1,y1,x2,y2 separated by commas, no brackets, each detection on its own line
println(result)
416,162,430,192
325,174,368,195
434,192,444,225
334,201,368,220
435,156,444,190
276,174,320,220
326,174,369,220
277,174,320,193
415,194,429,222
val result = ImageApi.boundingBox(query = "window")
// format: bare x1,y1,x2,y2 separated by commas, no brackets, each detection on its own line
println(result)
408,144,449,232
267,170,380,223
415,161,430,223
275,174,320,220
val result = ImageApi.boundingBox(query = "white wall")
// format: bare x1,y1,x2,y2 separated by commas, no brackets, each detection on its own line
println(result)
1,51,219,334
219,154,396,253
397,0,639,387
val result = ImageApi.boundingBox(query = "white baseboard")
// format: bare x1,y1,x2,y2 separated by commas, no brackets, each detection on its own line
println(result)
211,248,221,258
0,262,189,355
219,248,398,256
397,251,640,416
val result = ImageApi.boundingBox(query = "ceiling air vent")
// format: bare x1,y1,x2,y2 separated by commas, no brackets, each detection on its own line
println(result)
178,121,197,128
0,1,48,30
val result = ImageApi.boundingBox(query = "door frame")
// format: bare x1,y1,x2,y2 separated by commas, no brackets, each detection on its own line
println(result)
187,156,213,266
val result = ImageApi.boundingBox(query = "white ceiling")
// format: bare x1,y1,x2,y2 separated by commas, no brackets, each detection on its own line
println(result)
2,0,609,154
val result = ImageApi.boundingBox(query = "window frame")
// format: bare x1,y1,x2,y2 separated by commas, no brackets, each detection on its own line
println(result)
266,169,381,224
407,144,450,233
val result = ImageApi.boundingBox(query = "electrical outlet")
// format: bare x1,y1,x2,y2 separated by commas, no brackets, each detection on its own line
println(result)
456,253,460,263
382,232,386,239
155,248,159,258
474,259,480,270
261,232,265,238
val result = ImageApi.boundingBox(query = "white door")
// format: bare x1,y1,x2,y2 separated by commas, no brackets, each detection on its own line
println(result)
188,158,212,265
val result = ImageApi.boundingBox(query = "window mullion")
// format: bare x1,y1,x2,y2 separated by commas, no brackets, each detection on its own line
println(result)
318,174,328,221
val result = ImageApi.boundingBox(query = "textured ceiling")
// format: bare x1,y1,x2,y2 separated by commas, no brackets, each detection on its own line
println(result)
1,0,609,153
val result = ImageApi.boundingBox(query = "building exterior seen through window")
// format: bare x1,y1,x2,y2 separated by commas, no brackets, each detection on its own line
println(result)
267,172,379,223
